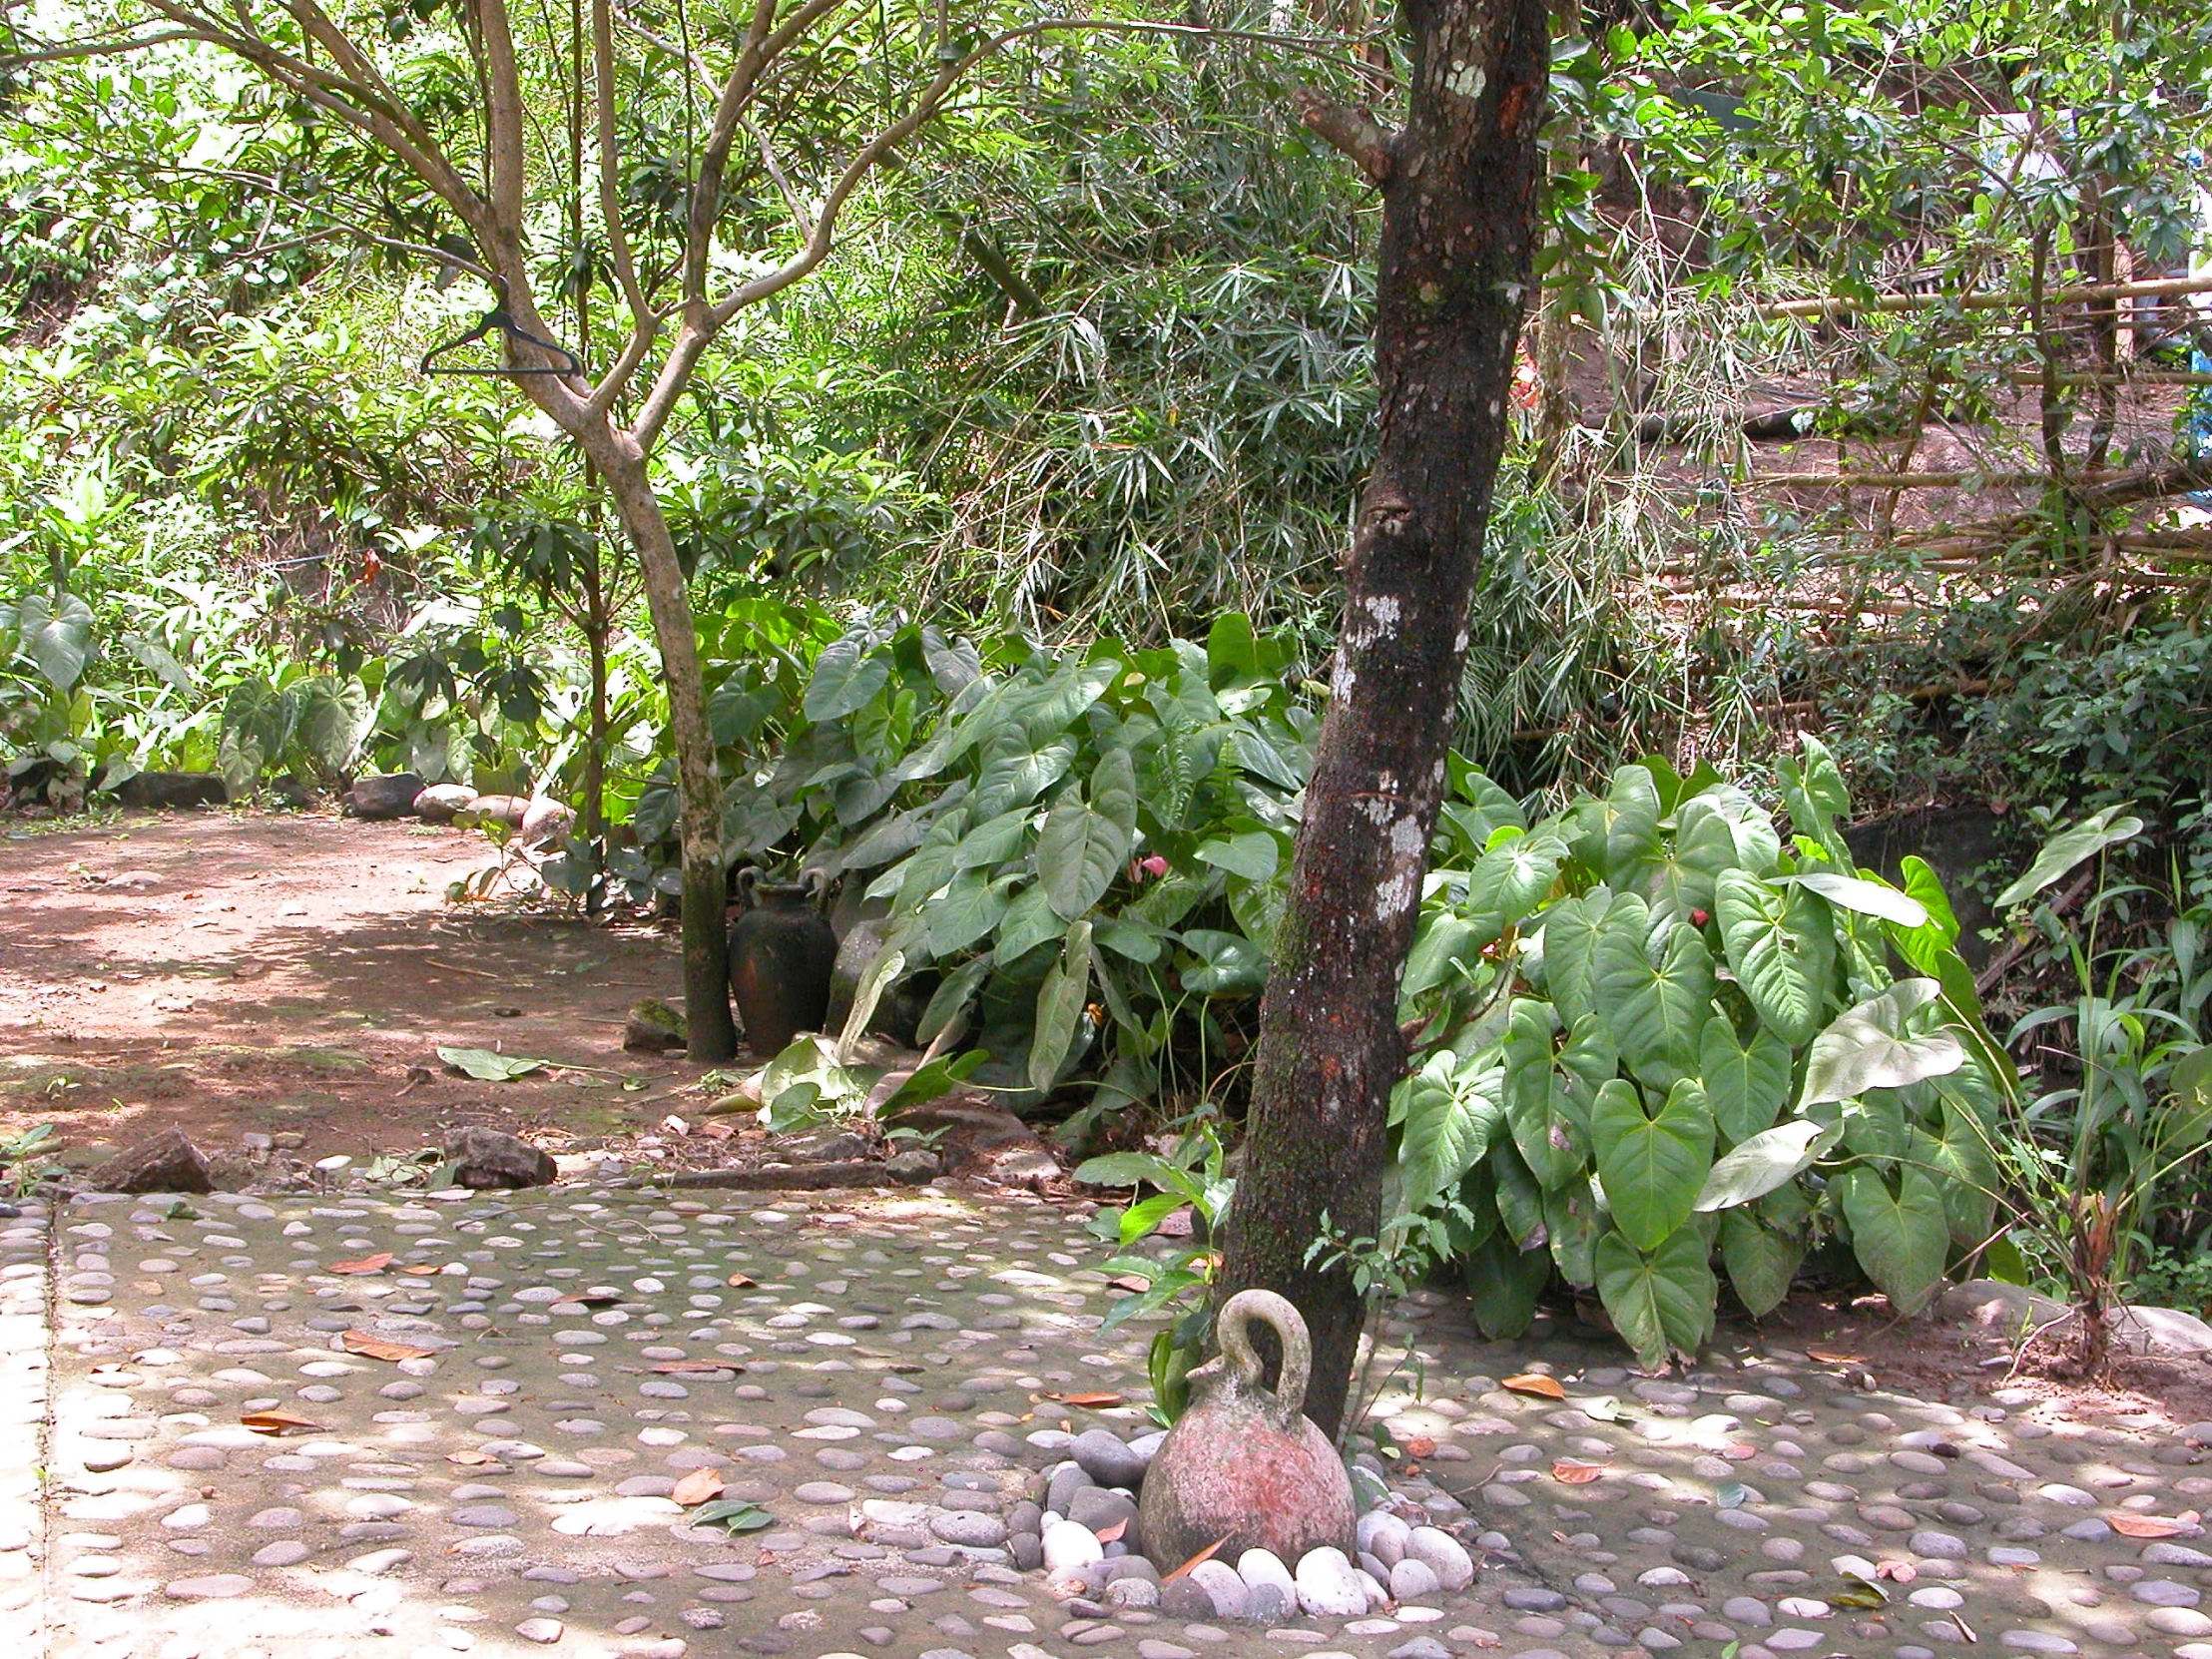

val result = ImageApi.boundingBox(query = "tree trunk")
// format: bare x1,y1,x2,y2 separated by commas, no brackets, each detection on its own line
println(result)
594,435,740,1063
1217,0,1548,1439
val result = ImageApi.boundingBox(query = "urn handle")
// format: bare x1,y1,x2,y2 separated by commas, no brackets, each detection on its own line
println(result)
735,865,761,907
1215,1288,1311,1427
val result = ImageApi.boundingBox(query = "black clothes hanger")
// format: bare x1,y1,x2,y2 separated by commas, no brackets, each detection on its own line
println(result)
419,276,584,377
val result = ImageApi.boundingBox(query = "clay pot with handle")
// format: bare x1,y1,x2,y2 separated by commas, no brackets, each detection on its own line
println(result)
1135,1289,1357,1568
727,867,837,1057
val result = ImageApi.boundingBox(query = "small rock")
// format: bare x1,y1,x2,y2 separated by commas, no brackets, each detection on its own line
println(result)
516,1618,564,1644
413,784,478,824
624,998,687,1053
1358,1511,1412,1568
1238,1550,1298,1605
1389,1558,1442,1601
86,1129,213,1195
1295,1547,1368,1618
519,798,575,846
348,772,427,821
1071,1429,1149,1490
1405,1527,1474,1592
1186,1559,1247,1620
1042,1520,1102,1575
886,1150,942,1184
442,1127,556,1190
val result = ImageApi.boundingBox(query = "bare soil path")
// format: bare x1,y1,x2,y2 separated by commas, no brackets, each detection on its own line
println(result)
0,810,696,1180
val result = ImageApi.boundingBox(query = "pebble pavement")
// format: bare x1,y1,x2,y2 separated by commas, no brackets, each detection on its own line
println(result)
6,1180,2212,1659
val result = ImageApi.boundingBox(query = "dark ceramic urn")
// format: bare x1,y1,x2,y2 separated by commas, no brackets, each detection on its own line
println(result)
728,867,837,1057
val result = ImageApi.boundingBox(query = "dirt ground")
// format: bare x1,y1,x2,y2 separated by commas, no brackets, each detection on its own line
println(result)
0,807,706,1183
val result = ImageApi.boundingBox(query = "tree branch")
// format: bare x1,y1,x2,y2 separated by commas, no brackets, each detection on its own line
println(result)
591,0,652,325
1291,86,1392,183
0,27,202,65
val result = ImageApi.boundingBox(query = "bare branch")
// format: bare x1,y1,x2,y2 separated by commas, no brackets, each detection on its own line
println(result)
591,0,652,324
474,0,530,247
0,27,202,65
1291,86,1392,183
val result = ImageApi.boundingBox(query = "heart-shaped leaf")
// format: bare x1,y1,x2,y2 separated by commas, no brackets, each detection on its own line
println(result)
1595,1226,1717,1371
1699,1012,1793,1144
1594,904,1714,1088
1836,1164,1949,1316
1801,980,1965,1107
1695,1117,1837,1212
1716,869,1834,1046
1720,1208,1805,1318
437,1046,550,1082
1995,806,2144,908
1592,1078,1714,1249
1783,871,1929,928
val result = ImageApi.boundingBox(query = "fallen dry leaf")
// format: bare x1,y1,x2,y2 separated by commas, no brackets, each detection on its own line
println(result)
661,1114,690,1136
241,1409,326,1435
672,1468,725,1506
330,1252,394,1275
699,1120,736,1141
1956,1612,1977,1643
2110,1513,2196,1538
1094,1518,1128,1543
1160,1534,1232,1584
1805,1346,1865,1365
1551,1460,1607,1484
1502,1374,1566,1400
1403,1435,1437,1458
727,1273,757,1288
400,1264,443,1277
447,1449,502,1466
1875,1561,1918,1582
1042,1390,1124,1408
341,1330,435,1363
1108,1275,1149,1294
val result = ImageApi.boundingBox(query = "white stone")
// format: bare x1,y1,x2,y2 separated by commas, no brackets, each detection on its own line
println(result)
1238,1549,1298,1603
1295,1547,1369,1618
1358,1510,1413,1568
1389,1557,1442,1601
1041,1519,1102,1575
1404,1526,1474,1592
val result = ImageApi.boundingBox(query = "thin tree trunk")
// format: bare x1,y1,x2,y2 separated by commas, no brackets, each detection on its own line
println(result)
593,436,739,1063
1218,0,1548,1438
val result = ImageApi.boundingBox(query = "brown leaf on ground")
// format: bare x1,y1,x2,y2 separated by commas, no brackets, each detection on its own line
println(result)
1875,1561,1918,1582
399,1264,443,1276
1403,1435,1437,1457
1502,1374,1566,1399
1551,1460,1606,1484
1160,1534,1232,1583
1042,1390,1123,1408
1093,1518,1127,1543
341,1330,434,1362
330,1252,394,1274
1108,1275,1148,1293
1806,1346,1865,1364
2110,1513,2197,1538
727,1273,756,1288
672,1468,724,1505
241,1409,326,1435
447,1449,502,1465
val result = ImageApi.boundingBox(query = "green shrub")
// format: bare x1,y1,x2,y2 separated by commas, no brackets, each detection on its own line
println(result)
1386,740,2009,1369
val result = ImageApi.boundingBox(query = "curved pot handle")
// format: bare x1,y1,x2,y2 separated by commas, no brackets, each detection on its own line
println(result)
1215,1288,1311,1427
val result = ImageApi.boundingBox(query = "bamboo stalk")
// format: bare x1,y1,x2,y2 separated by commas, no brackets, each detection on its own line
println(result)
1757,274,2212,321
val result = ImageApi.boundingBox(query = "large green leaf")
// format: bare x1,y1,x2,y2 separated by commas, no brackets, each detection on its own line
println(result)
10,592,94,691
953,807,1033,870
1194,830,1281,882
437,1045,551,1081
1575,765,1663,883
1534,891,1607,1028
1716,868,1833,1046
1595,1227,1717,1370
1462,830,1567,945
1028,921,1094,1091
1994,806,2145,908
1502,999,1587,1190
1036,758,1136,919
803,635,890,722
1778,734,1852,846
1801,979,1965,1107
970,732,1078,821
1646,794,1749,921
1591,1078,1714,1250
1396,1050,1505,1216
1557,1012,1619,1108
926,868,1017,955
1721,1209,1803,1317
1179,929,1267,993
994,882,1064,963
1463,1230,1551,1340
1489,1140,1548,1248
1594,907,1713,1088
1545,1178,1604,1288
1836,1165,1949,1316
294,676,369,773
1699,1012,1793,1143
1693,1116,1834,1212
